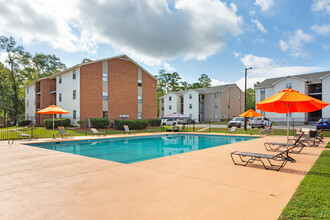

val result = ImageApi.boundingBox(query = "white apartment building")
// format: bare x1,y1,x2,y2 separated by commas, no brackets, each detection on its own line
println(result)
255,71,330,122
159,84,244,122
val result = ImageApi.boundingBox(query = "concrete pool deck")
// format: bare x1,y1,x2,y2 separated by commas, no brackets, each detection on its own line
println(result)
0,133,328,219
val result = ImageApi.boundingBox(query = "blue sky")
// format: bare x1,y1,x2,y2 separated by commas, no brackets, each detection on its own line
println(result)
0,0,329,89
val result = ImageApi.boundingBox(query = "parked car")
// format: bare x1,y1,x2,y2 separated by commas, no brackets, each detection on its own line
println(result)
228,117,245,128
250,117,272,128
316,118,330,130
161,119,183,126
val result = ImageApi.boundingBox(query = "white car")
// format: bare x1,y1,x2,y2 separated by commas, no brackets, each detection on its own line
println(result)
161,119,183,126
250,117,272,128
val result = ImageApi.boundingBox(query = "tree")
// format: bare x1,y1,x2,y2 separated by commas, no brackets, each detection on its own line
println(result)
32,53,66,78
246,88,256,110
0,36,28,123
155,69,182,96
82,58,94,63
198,74,212,88
245,81,261,110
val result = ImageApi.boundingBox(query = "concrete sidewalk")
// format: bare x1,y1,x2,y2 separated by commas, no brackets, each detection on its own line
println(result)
0,134,327,219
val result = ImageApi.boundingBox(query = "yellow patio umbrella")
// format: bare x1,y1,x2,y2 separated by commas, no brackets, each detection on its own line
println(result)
37,105,70,138
239,109,263,134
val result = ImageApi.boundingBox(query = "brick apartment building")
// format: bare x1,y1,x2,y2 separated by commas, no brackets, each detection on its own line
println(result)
25,55,157,125
159,84,245,122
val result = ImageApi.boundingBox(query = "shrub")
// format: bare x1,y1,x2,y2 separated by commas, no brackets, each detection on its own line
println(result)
114,120,149,130
18,119,31,126
77,120,86,128
149,119,161,126
44,118,70,129
90,118,110,129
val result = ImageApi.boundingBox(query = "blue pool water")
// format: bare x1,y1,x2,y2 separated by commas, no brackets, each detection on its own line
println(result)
30,134,257,164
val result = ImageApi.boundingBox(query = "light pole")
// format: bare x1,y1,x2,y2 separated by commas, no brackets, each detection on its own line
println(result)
244,67,252,131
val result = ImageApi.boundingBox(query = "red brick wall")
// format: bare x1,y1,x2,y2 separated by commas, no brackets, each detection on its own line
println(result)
80,61,103,119
38,79,56,124
142,71,157,119
108,58,138,119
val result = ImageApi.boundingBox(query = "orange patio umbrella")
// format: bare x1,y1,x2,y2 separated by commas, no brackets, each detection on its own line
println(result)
239,109,263,118
257,88,329,146
239,109,263,133
37,105,70,138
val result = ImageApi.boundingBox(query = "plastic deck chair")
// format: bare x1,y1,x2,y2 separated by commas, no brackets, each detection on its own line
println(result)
123,125,132,134
57,127,74,138
228,127,236,134
264,132,305,154
230,148,296,171
90,128,106,136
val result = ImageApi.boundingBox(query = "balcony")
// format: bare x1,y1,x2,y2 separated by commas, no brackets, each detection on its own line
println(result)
50,85,56,94
308,84,322,95
36,87,41,95
36,102,40,110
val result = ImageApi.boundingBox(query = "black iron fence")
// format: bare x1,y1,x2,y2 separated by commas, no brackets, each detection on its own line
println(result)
0,115,325,141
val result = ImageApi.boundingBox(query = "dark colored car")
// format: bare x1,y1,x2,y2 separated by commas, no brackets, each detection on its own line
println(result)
184,119,196,124
316,118,330,130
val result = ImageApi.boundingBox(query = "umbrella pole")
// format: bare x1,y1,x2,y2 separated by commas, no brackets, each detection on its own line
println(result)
287,108,289,151
53,114,55,139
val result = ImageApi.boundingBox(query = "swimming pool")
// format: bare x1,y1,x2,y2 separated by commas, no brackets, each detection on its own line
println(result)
30,134,257,164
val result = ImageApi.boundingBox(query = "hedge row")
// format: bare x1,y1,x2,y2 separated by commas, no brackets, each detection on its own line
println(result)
149,119,161,126
114,120,149,130
90,118,110,129
44,118,70,129
18,119,31,126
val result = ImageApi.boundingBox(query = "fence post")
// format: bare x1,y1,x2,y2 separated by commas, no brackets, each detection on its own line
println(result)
85,118,87,136
209,119,210,132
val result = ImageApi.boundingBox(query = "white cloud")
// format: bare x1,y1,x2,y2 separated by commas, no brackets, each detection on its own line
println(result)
312,0,330,14
254,0,274,11
211,79,226,86
279,30,313,58
232,51,241,58
0,0,243,66
251,19,267,33
164,62,176,72
235,54,322,90
311,24,330,35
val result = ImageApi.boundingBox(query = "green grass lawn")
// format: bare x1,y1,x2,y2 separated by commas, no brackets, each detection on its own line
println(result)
280,147,330,219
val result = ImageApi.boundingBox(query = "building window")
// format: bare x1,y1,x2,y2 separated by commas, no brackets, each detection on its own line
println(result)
286,113,292,117
286,83,292,89
214,113,218,118
138,79,142,87
27,87,29,94
162,107,164,111
161,99,164,103
189,114,192,118
59,93,62,102
138,112,142,120
189,94,192,99
169,96,172,101
214,104,218,108
169,105,172,110
138,96,142,103
103,111,108,118
27,114,29,119
102,73,108,82
73,90,76,100
260,88,265,94
73,70,76,80
59,75,62,84
103,92,108,100
27,101,29,107
189,104,192,109
214,93,218,98
73,110,76,119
